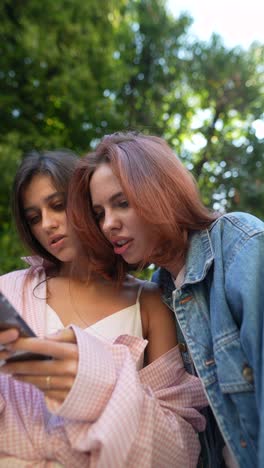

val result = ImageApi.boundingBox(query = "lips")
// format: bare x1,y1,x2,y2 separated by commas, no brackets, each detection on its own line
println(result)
49,234,66,247
111,237,133,256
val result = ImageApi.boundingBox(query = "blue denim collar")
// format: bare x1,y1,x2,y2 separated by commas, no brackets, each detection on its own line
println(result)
183,229,214,286
156,228,215,295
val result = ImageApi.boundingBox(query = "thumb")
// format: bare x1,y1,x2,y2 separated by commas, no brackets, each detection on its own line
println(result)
45,328,76,343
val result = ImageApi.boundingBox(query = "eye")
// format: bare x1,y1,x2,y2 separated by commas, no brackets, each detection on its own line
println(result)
53,202,65,211
118,200,129,208
52,199,65,211
94,211,104,223
27,215,40,226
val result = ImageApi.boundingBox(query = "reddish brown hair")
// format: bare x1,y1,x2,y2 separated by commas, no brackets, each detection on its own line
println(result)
68,132,218,281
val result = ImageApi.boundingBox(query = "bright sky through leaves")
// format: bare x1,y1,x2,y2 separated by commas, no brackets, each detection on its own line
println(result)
167,0,264,140
167,0,264,49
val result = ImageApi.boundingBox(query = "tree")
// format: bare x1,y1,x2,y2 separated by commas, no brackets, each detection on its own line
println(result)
0,0,263,274
0,0,127,152
0,0,128,274
169,35,264,215
112,0,192,134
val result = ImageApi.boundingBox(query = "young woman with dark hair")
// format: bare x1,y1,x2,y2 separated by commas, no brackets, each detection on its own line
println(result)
0,149,207,467
69,131,264,468
12,149,79,267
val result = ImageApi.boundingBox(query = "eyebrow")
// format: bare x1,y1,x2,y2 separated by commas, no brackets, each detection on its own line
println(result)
92,191,124,209
24,192,64,213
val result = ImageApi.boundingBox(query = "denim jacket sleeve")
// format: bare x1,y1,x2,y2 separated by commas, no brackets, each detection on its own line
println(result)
224,230,264,466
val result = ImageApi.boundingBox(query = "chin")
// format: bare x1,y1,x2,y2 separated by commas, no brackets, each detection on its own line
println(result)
122,254,142,266
56,254,74,264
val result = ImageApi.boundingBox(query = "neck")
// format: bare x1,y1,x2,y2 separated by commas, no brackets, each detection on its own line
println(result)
58,261,72,277
58,261,87,279
57,260,106,284
159,257,185,279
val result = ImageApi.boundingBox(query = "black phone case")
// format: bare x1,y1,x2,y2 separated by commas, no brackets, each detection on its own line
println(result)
0,291,51,363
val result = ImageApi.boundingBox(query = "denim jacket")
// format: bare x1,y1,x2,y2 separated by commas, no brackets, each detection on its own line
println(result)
152,212,264,468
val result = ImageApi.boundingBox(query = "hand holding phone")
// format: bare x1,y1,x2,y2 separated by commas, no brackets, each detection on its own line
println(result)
0,291,51,365
0,314,78,403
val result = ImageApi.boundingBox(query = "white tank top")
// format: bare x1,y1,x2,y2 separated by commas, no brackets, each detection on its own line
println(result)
45,281,144,341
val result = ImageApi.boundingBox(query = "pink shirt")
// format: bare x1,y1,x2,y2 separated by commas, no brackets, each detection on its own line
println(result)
0,260,208,467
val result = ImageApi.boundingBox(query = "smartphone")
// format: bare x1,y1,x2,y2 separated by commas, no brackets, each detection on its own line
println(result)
0,291,51,365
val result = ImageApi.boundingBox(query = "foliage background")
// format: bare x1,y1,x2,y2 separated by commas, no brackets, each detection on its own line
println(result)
0,0,264,275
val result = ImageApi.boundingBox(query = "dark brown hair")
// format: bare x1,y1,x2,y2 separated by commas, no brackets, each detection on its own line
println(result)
12,150,79,267
68,132,218,280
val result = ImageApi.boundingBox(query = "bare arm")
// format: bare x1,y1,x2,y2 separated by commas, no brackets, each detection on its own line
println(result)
140,282,178,364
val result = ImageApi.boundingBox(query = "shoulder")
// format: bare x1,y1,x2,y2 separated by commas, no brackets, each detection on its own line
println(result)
0,268,31,310
0,268,30,287
124,274,165,302
210,211,264,238
139,280,175,330
125,275,164,302
134,280,177,362
123,274,161,294
209,212,264,258
0,267,45,295
140,280,164,301
208,212,264,274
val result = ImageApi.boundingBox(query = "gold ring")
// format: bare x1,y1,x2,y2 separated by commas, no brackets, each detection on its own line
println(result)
46,375,51,390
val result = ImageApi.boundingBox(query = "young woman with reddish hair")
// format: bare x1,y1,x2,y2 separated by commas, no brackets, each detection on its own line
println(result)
69,135,214,281
68,131,264,468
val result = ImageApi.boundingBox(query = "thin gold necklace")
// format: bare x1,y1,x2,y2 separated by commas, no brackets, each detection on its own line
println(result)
68,278,90,328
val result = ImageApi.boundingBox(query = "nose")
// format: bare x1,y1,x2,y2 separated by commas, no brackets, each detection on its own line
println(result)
41,209,59,231
102,209,121,236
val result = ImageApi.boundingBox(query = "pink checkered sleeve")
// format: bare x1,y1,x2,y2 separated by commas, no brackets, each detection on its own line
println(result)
51,327,208,468
0,374,90,466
